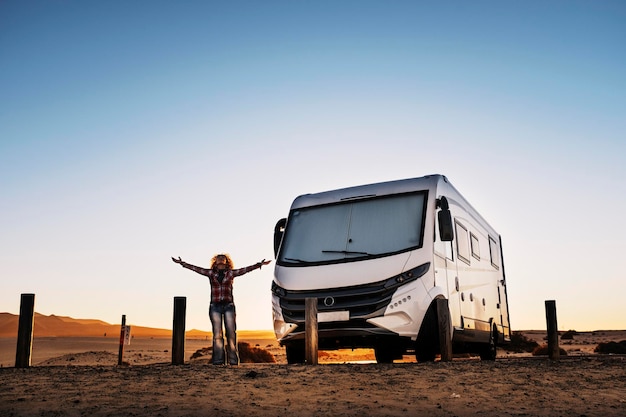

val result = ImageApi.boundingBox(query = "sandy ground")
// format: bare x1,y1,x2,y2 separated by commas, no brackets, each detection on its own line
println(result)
1,331,625,416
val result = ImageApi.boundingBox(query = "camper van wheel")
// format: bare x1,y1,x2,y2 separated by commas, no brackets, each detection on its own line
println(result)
415,303,439,362
374,345,401,364
285,344,305,364
479,327,498,361
415,342,437,363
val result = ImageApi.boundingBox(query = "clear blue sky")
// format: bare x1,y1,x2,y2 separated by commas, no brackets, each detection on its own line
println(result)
2,1,625,332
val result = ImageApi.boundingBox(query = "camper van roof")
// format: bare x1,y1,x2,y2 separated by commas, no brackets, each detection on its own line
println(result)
290,174,447,210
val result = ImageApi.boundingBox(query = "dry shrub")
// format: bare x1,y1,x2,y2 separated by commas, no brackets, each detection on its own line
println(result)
239,341,276,363
190,347,211,360
594,340,626,354
506,331,539,353
532,344,568,356
190,342,276,363
560,330,578,340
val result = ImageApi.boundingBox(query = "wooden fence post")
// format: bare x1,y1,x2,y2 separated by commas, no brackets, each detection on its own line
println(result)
436,298,453,362
118,315,126,365
305,297,318,365
545,300,559,360
172,297,186,365
15,293,35,368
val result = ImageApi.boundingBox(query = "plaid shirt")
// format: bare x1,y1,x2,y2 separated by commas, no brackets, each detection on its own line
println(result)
181,262,262,304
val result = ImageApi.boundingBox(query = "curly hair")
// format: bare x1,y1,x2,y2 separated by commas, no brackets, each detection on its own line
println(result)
210,253,234,270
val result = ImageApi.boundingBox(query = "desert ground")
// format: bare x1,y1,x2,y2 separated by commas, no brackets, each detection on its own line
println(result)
1,329,625,416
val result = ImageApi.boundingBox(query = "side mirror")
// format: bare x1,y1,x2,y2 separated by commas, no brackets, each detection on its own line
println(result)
274,218,287,258
437,197,453,242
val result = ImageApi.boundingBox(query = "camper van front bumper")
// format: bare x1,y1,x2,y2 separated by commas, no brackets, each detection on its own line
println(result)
272,263,430,342
278,320,402,349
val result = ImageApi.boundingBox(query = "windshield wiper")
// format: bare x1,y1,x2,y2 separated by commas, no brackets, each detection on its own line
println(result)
284,257,308,263
322,250,373,256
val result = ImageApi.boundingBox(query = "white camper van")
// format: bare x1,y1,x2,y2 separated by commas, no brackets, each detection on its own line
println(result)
272,174,511,363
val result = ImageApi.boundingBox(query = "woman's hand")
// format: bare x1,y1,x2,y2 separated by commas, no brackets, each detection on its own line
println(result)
258,259,272,269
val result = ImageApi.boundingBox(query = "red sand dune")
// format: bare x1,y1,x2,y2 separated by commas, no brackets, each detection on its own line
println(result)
0,312,217,338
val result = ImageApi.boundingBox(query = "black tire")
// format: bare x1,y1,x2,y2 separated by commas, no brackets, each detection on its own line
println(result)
415,304,439,363
285,343,305,364
415,341,437,362
374,345,397,364
479,327,498,361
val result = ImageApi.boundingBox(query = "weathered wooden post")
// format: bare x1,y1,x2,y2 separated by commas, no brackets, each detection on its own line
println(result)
305,297,318,365
172,296,186,365
15,293,36,368
436,298,453,362
118,315,126,365
545,300,559,360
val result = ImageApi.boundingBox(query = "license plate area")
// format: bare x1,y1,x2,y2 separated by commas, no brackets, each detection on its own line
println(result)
317,311,350,322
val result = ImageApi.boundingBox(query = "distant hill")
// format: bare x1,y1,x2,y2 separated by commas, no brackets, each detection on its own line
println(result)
0,312,211,338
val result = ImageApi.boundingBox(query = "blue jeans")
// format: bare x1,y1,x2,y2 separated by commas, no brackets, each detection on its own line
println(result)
209,302,238,365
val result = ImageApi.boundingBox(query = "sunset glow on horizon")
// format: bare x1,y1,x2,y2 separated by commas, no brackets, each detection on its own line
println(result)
1,1,625,333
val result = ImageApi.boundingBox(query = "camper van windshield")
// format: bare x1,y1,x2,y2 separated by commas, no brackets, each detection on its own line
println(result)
279,192,427,265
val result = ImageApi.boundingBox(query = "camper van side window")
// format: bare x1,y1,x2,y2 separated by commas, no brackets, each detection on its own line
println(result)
470,233,480,261
455,221,470,265
489,236,500,270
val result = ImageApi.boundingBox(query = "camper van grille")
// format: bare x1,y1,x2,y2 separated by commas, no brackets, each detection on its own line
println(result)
277,281,393,322
272,263,429,322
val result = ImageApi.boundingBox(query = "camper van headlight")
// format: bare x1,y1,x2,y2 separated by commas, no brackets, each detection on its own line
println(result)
386,262,430,288
271,281,286,297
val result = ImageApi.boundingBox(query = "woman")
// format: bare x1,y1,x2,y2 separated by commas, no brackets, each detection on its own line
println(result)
172,253,271,365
